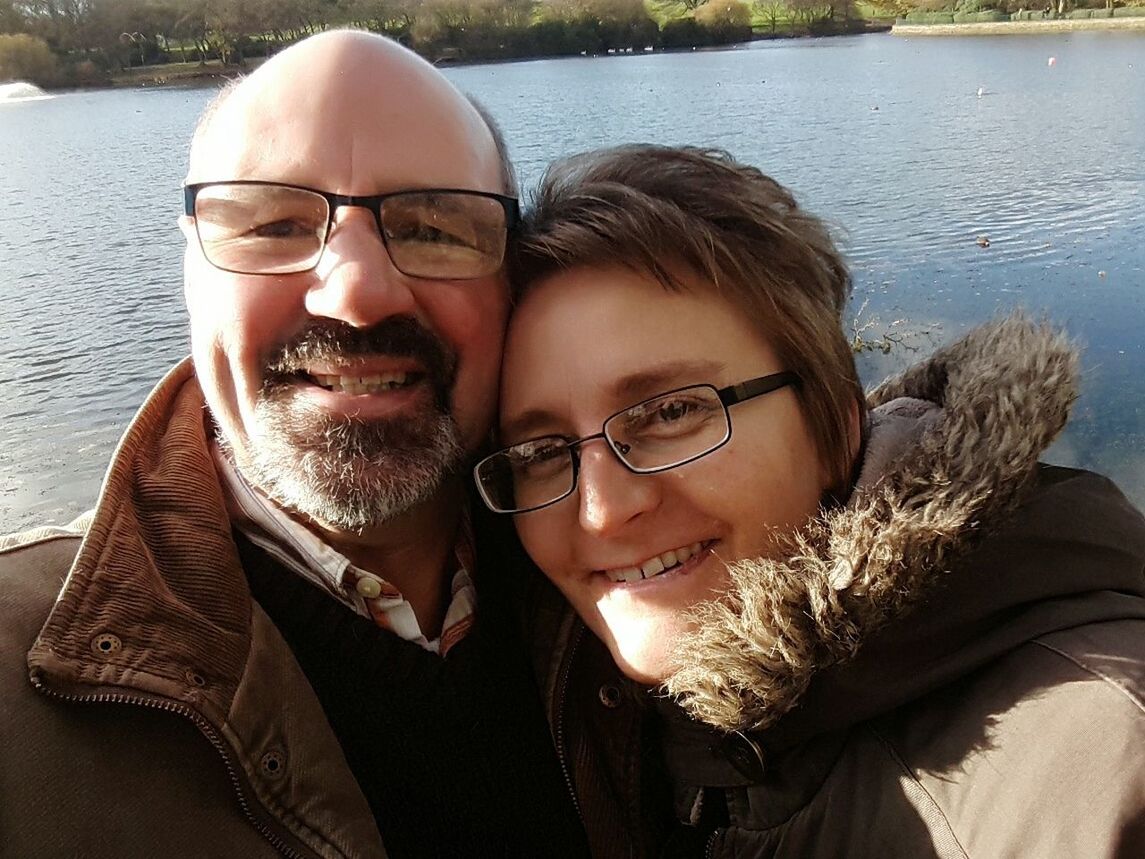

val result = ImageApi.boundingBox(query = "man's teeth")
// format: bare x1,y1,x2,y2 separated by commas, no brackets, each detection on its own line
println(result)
607,542,705,583
311,372,412,394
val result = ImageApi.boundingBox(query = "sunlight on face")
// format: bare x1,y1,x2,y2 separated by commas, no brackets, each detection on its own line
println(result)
501,265,833,684
181,33,509,531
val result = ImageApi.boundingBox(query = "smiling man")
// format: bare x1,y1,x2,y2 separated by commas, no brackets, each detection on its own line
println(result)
0,31,586,858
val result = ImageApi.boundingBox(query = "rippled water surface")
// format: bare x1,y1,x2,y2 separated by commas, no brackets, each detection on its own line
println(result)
2,32,1143,529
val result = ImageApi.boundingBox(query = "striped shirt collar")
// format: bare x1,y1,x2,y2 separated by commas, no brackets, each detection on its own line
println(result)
211,443,476,657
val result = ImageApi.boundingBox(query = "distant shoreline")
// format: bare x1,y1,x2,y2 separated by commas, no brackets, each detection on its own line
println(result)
893,17,1145,36
101,25,890,90
105,59,264,90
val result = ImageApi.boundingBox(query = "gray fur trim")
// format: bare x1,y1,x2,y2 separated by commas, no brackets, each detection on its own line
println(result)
665,314,1078,732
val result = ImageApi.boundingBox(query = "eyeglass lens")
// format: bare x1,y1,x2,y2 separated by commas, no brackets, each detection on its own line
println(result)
605,386,730,471
192,184,509,278
194,184,328,275
476,386,732,513
381,192,508,279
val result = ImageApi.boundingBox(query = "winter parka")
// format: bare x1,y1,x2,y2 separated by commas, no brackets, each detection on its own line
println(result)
531,317,1145,858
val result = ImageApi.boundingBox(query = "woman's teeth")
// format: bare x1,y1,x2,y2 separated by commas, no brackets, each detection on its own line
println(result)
606,542,705,584
311,372,412,394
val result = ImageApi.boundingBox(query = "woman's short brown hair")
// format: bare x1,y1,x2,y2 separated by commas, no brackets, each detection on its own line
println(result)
511,144,865,491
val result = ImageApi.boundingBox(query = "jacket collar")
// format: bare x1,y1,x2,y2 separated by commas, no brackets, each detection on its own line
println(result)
29,359,249,715
27,358,383,857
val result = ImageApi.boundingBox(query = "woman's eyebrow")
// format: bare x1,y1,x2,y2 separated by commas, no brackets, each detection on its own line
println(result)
500,408,561,443
608,360,725,402
501,360,727,442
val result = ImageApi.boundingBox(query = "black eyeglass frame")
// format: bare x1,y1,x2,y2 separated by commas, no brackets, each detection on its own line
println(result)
474,370,802,515
182,180,521,278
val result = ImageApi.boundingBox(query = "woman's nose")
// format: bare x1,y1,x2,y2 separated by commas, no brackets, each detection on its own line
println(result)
577,444,660,536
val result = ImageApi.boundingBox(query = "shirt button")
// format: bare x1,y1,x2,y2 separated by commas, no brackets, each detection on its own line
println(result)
356,577,382,599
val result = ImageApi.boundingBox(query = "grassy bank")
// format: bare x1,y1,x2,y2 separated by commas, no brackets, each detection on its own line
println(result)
107,58,265,88
893,16,1145,35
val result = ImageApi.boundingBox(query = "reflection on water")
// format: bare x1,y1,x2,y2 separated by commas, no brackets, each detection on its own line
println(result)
1,33,1143,530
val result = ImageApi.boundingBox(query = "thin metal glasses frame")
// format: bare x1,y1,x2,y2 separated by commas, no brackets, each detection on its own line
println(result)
474,370,801,515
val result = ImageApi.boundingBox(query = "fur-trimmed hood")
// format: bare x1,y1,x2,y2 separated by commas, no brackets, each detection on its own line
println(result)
666,314,1145,737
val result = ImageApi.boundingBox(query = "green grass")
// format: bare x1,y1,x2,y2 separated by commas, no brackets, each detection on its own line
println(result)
108,58,260,86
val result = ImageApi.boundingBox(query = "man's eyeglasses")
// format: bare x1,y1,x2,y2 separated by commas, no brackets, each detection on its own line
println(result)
474,371,801,515
183,180,519,279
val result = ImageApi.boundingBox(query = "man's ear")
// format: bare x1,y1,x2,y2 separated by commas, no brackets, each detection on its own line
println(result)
178,214,196,241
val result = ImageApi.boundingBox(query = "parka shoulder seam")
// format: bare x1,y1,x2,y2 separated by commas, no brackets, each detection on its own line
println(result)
866,725,970,859
1031,639,1145,717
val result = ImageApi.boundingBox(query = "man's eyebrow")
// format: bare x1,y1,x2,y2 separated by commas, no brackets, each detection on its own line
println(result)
501,359,726,443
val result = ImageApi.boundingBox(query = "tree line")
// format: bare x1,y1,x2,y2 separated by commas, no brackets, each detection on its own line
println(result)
892,0,1144,22
6,0,1136,88
0,0,873,87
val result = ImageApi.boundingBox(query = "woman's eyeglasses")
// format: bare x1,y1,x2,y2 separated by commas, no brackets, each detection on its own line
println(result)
184,180,519,280
474,371,801,514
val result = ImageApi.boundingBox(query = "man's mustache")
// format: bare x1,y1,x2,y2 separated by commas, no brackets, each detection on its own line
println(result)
262,316,457,410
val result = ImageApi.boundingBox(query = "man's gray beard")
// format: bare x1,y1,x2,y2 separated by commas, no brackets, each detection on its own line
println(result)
228,393,465,532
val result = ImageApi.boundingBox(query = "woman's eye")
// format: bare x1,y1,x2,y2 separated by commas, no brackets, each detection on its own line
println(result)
655,400,693,423
621,395,717,440
509,440,569,476
522,444,560,462
638,397,704,426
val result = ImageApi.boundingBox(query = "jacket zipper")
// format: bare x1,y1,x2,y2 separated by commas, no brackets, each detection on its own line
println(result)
553,621,585,824
29,672,312,859
704,828,719,859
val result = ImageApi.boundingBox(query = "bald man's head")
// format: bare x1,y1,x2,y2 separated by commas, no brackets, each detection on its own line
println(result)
180,30,515,533
186,29,515,193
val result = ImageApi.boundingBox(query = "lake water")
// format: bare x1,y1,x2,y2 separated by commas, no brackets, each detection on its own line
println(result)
2,31,1143,531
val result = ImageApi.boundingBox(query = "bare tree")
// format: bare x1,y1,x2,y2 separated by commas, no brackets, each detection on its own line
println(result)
754,0,786,32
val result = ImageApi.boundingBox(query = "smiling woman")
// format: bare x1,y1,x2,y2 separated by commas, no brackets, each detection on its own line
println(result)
483,144,1145,858
498,266,836,685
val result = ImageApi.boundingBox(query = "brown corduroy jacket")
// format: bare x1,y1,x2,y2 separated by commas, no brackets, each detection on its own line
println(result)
1,360,387,858
532,318,1145,858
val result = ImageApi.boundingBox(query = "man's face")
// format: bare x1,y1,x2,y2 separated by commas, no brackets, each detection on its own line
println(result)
181,35,510,532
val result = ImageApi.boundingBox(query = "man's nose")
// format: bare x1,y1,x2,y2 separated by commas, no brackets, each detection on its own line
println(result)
577,444,660,536
304,208,417,328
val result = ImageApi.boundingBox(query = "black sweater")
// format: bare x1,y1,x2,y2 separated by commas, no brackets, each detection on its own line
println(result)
240,526,589,859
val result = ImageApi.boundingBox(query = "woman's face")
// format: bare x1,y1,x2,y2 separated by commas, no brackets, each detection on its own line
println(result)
500,265,834,684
